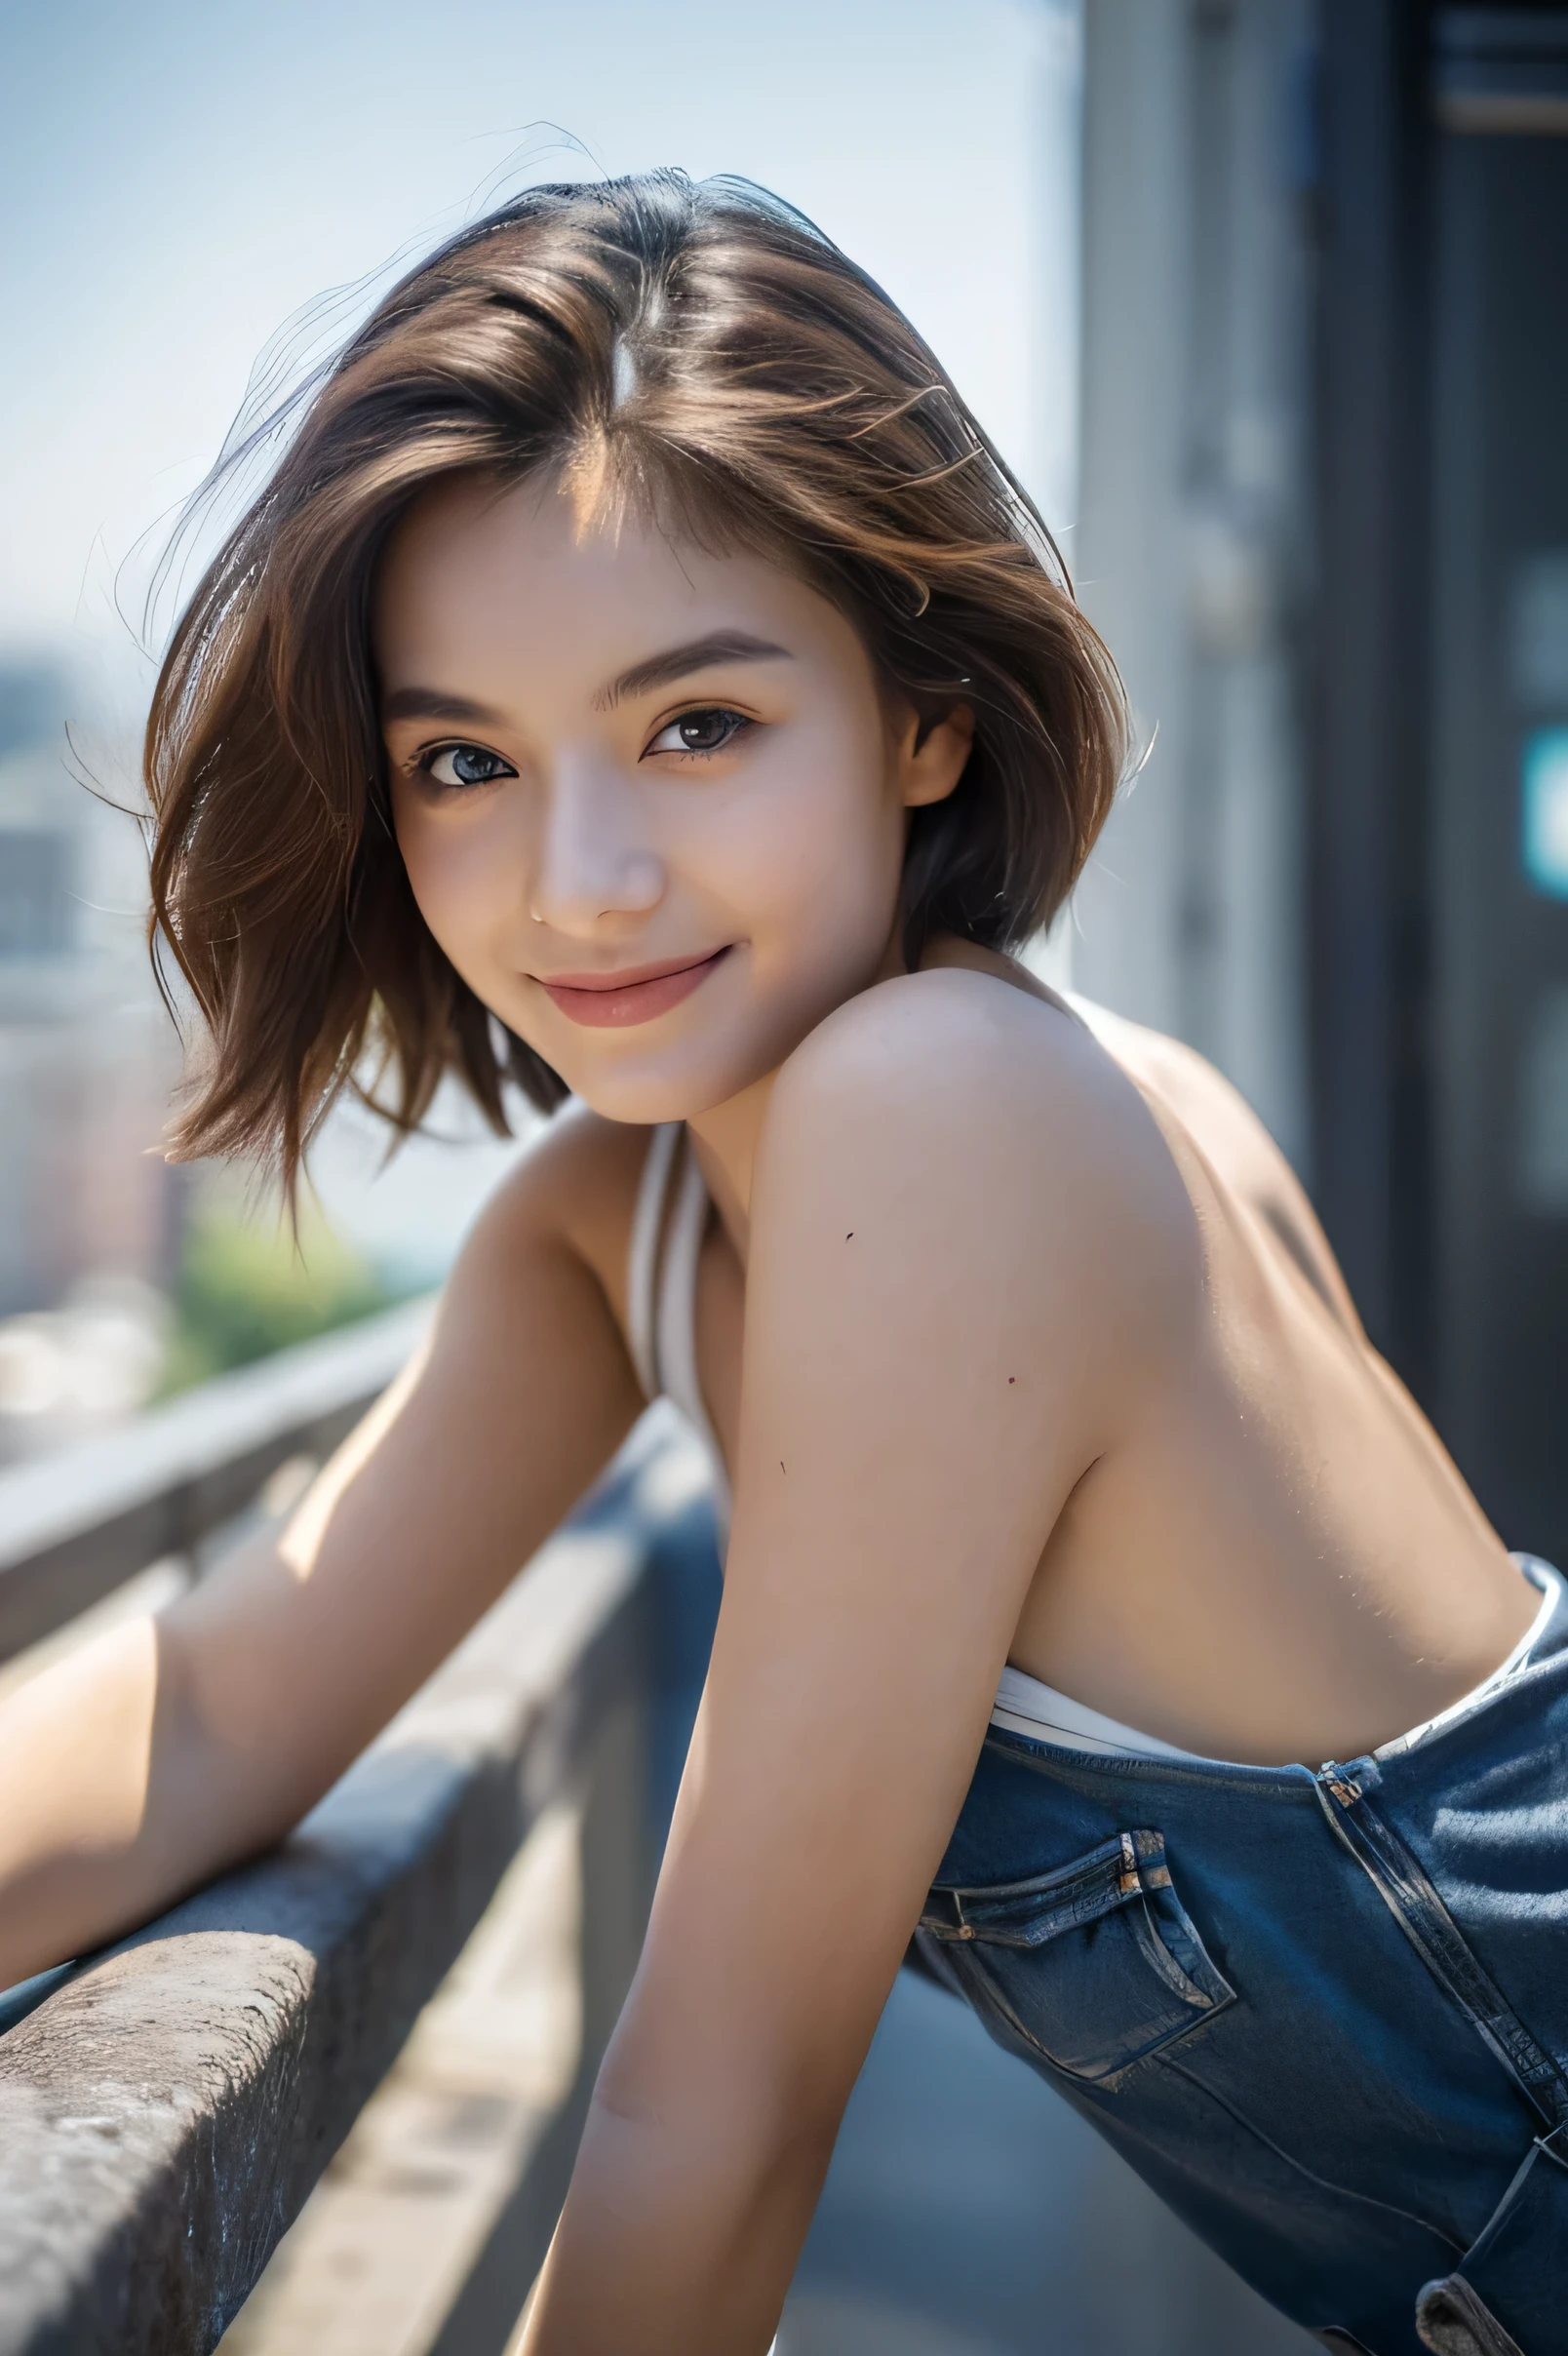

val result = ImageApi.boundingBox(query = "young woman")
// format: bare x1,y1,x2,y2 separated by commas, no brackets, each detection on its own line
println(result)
0,174,1560,2356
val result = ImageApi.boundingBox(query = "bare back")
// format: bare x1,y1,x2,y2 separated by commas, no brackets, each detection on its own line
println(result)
1008,987,1529,1762
576,953,1530,1767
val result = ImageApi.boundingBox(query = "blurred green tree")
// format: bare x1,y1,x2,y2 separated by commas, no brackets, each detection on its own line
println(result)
158,1195,404,1395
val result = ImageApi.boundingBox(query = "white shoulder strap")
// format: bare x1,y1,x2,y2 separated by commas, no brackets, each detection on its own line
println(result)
626,1122,681,1402
656,1133,732,1538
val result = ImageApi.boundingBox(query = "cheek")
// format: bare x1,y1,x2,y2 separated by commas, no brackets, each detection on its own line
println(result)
391,793,517,967
724,731,902,962
696,711,899,932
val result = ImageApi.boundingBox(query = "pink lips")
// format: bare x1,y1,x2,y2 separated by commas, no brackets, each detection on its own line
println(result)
536,947,731,1028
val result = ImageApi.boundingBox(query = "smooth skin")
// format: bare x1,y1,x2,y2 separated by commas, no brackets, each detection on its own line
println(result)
0,472,1531,2354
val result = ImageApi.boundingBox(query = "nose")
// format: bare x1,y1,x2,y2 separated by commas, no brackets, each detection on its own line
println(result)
528,754,665,935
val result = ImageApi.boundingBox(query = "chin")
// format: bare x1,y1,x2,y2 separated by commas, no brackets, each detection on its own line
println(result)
540,1004,820,1126
536,1041,750,1126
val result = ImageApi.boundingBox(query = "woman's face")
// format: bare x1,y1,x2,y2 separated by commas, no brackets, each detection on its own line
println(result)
376,472,971,1124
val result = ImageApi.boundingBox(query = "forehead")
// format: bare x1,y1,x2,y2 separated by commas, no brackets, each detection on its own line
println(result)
372,470,860,696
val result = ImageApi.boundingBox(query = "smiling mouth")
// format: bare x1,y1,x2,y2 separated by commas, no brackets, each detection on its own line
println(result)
535,947,733,1028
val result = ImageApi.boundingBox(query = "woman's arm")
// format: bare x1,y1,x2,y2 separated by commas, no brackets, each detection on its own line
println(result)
0,1111,647,1990
522,975,1196,2355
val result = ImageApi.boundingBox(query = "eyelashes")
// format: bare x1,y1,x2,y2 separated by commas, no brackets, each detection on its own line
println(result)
409,706,756,792
417,743,518,789
644,706,753,758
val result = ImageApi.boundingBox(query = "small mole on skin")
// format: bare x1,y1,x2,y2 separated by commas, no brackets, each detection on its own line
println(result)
780,1460,786,1473
1008,1376,1016,1385
845,1232,853,1239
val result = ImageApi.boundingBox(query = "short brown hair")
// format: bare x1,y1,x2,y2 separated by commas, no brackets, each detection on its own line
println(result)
147,171,1125,1190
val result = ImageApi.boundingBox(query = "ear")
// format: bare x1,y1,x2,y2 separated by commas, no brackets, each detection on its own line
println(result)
898,702,975,809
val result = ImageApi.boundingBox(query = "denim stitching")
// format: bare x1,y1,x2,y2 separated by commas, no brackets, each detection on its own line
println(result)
1161,2054,1470,2258
939,1922,1226,2087
1313,1768,1568,2134
981,1725,1328,1801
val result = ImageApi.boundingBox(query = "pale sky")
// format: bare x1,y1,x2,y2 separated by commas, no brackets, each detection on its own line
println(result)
0,0,1081,674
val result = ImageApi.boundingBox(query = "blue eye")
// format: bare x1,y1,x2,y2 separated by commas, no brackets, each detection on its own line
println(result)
647,707,751,757
421,742,516,788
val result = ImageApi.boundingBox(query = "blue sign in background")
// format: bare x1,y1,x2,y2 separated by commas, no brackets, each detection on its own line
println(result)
1522,728,1568,901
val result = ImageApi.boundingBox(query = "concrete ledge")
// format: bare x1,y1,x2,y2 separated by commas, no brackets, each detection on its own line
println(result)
0,1501,651,2356
0,1300,434,1663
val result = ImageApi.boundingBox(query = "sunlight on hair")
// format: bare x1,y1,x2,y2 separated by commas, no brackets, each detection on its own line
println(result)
143,173,1126,1198
561,434,626,543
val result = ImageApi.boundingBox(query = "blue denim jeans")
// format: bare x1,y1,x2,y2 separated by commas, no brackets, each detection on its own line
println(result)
912,1559,1568,2355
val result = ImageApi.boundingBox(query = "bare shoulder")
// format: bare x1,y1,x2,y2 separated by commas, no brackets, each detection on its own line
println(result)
1070,996,1284,1172
756,967,1201,1363
1070,994,1363,1333
768,965,1192,1208
445,1100,654,1329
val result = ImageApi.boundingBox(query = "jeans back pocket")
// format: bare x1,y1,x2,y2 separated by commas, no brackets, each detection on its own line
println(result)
919,1827,1235,2085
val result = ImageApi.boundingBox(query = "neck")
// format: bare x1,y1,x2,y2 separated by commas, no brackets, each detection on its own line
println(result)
685,1073,772,1265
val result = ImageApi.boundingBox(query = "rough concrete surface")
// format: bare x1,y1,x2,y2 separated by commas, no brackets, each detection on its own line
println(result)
217,1801,584,2356
0,1517,647,2356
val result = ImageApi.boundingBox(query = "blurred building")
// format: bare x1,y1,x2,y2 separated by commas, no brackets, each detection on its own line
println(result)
1069,0,1568,1564
0,660,181,1449
1070,0,1314,1184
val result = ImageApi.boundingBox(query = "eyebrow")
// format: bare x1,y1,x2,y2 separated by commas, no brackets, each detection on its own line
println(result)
380,631,793,732
380,687,510,727
594,631,793,710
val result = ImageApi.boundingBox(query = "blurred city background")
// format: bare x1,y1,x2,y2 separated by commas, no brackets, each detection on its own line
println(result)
1,1,1564,2351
